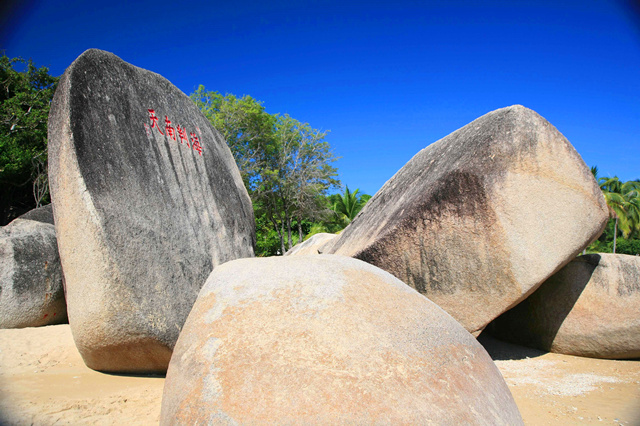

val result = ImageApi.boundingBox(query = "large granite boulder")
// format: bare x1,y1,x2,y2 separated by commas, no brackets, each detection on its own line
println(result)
284,232,336,256
17,204,54,225
48,49,255,373
0,219,66,328
323,105,608,334
160,255,523,425
488,254,640,359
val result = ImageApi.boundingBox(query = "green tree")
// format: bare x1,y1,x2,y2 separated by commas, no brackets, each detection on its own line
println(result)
588,167,640,254
0,55,58,224
253,114,339,253
192,87,339,255
598,176,640,252
190,85,275,187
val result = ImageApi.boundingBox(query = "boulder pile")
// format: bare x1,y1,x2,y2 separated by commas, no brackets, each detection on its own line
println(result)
35,47,627,424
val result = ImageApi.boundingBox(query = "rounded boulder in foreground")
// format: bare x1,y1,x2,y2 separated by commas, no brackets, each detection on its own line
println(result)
489,253,640,359
160,255,522,425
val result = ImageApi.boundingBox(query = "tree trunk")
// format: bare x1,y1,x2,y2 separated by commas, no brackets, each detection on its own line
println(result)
613,217,618,254
286,216,293,251
298,219,303,242
280,222,286,255
283,205,293,251
270,216,286,256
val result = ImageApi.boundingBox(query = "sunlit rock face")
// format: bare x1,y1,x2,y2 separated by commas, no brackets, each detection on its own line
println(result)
48,49,255,374
160,255,523,425
323,105,608,334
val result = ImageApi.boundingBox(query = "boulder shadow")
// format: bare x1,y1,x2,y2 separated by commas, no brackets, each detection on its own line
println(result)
477,331,547,361
483,254,600,357
99,371,166,379
535,254,600,348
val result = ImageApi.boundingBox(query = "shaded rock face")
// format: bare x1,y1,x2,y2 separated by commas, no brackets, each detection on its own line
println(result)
48,49,255,373
323,105,608,334
488,254,640,359
284,232,336,256
160,255,523,425
0,219,67,328
17,204,54,225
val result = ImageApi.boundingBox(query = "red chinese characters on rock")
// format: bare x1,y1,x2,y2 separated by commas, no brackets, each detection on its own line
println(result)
176,125,189,147
147,109,164,135
145,108,203,156
165,116,176,141
190,132,202,156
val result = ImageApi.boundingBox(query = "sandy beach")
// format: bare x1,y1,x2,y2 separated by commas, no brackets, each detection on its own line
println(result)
0,325,638,425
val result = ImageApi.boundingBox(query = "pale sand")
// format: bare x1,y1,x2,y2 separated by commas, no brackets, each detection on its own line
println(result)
0,325,638,425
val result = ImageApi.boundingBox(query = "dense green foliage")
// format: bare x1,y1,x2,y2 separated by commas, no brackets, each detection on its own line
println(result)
192,86,342,255
293,187,372,243
587,166,640,255
0,56,58,224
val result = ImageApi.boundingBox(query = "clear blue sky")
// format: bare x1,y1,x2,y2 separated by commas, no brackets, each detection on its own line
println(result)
2,0,639,195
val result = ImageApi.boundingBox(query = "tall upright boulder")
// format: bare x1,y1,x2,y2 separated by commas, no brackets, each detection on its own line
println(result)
48,49,255,373
323,105,608,334
488,254,640,359
160,255,523,425
0,219,66,328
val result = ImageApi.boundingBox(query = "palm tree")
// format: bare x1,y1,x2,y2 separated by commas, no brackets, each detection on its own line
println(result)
598,176,640,253
332,186,366,226
620,180,640,239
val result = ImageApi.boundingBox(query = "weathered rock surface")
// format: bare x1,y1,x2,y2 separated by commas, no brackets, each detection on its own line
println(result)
488,254,640,359
0,219,67,328
160,255,523,425
322,105,608,334
17,204,54,225
48,49,255,373
284,232,336,256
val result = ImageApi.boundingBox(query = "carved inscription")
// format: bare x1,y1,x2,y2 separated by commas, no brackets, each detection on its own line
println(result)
146,109,203,156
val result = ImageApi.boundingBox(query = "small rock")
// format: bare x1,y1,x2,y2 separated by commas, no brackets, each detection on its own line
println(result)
0,219,67,328
284,232,336,256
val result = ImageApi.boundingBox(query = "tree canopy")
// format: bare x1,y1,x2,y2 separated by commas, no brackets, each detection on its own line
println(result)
588,166,640,254
192,86,340,255
0,55,58,224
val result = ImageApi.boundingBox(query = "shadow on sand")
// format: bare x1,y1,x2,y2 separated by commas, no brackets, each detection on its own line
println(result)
477,331,548,361
99,371,166,379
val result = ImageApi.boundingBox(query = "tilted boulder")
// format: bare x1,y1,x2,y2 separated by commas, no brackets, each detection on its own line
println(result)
160,255,523,425
488,254,640,359
323,105,608,334
48,49,255,373
0,219,67,328
284,232,336,256
17,204,54,225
